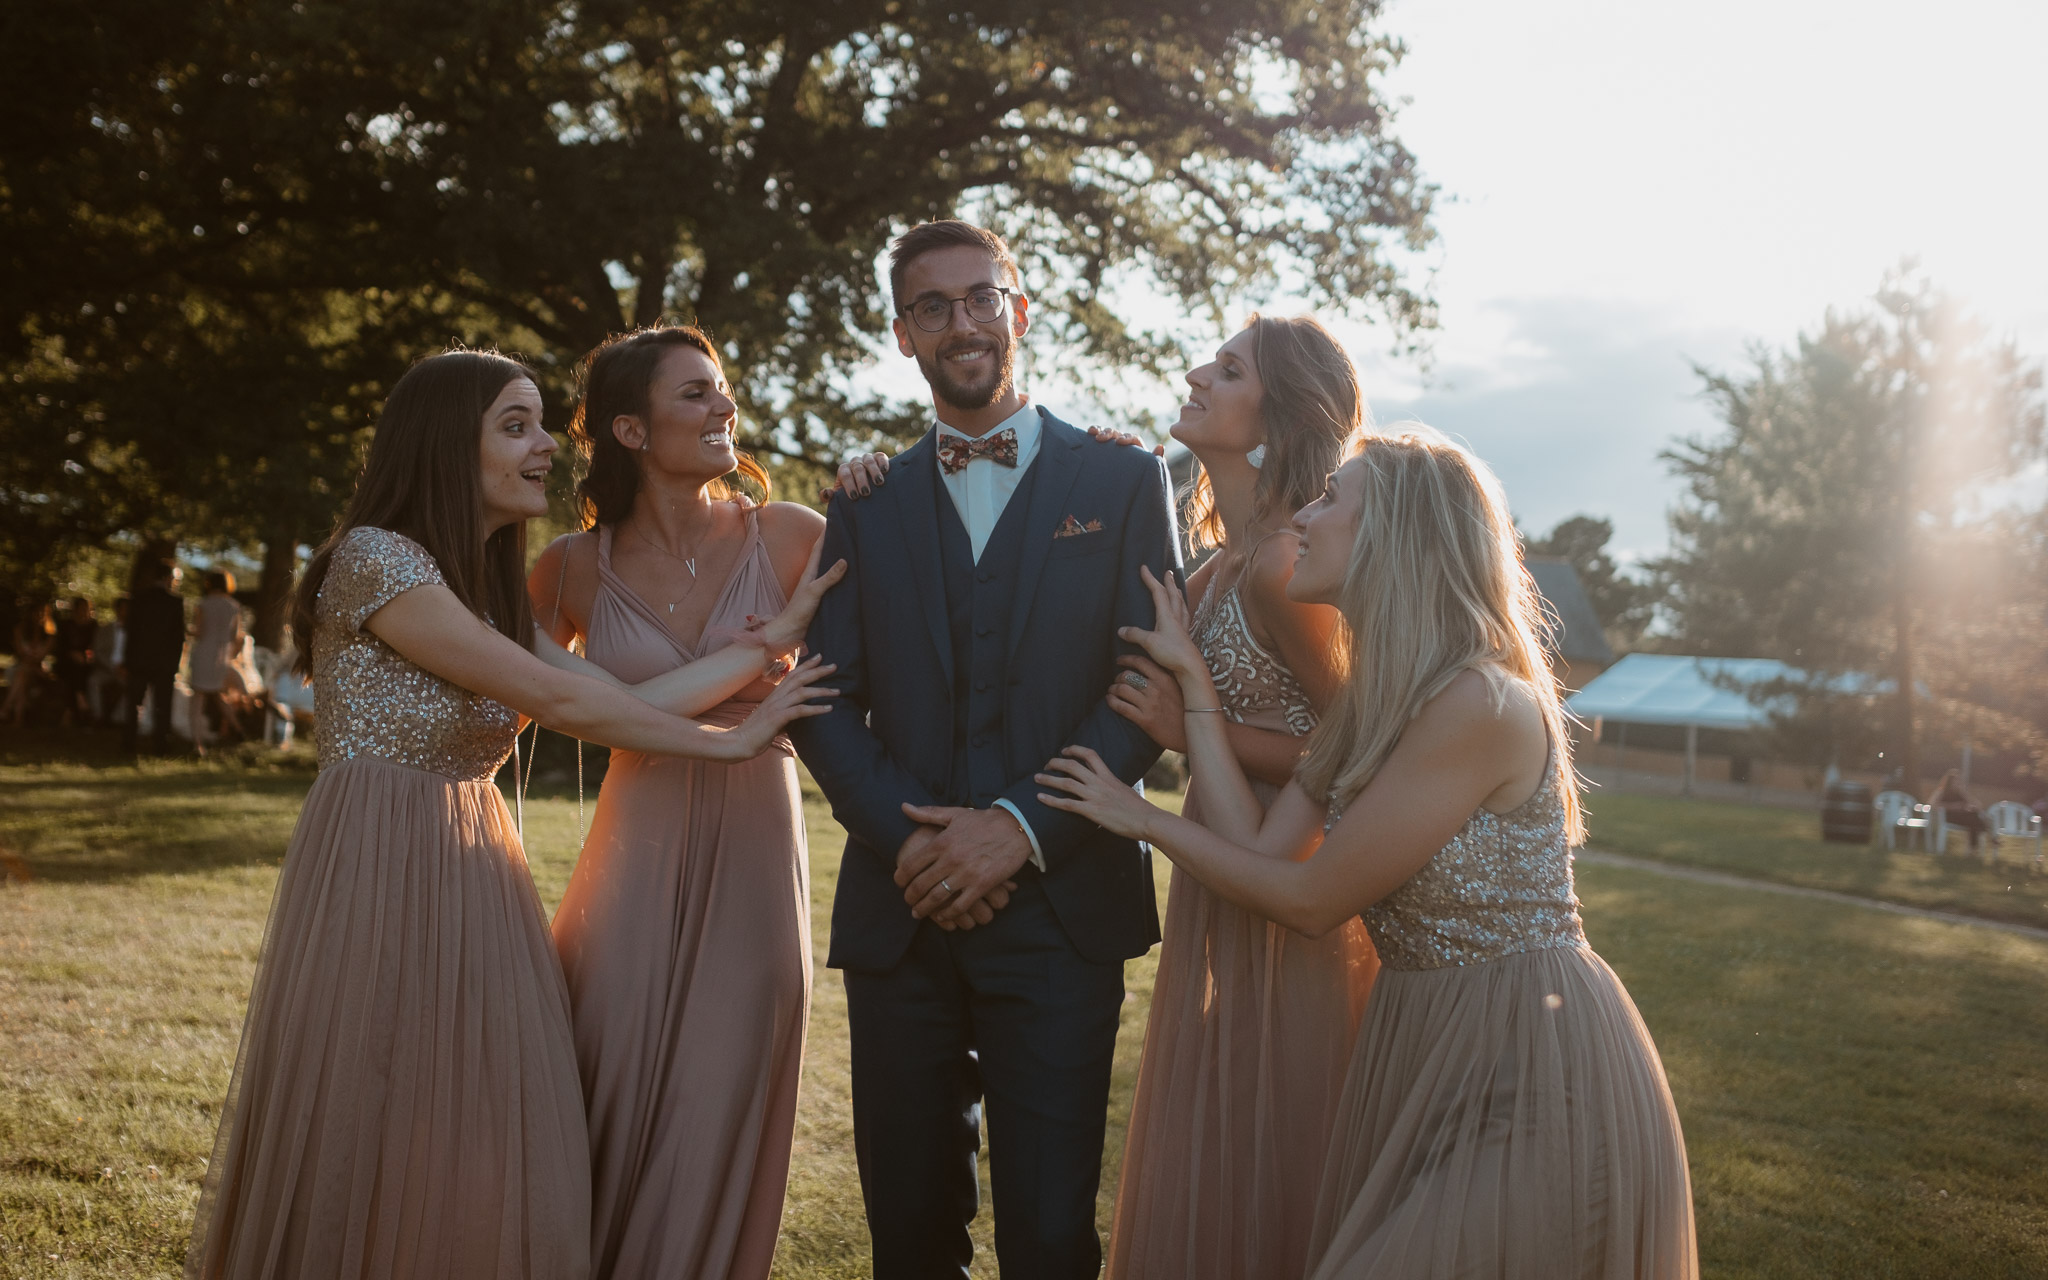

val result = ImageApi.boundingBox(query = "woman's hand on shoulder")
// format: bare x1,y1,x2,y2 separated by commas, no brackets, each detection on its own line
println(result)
825,452,893,502
1085,425,1167,455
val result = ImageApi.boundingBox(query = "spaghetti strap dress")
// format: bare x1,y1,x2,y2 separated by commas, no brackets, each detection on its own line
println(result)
1305,747,1697,1279
1107,568,1380,1280
186,526,591,1280
551,509,811,1280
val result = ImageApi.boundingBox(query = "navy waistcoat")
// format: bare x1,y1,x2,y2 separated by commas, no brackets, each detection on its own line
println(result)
934,453,1042,808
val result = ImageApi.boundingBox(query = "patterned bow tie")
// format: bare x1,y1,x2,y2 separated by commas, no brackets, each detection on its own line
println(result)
937,428,1019,475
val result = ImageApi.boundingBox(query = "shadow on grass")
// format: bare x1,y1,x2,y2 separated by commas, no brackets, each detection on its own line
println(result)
0,727,319,883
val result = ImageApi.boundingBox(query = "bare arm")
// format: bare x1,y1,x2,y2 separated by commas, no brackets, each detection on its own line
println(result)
367,582,835,761
1041,670,1550,937
1107,538,1335,787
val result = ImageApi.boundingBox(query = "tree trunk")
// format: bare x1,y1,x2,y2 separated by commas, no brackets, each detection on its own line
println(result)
252,533,299,652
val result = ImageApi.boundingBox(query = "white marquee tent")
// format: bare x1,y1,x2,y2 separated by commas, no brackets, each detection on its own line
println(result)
1566,654,1800,793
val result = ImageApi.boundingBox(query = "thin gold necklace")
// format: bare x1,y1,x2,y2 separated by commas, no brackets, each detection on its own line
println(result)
629,514,717,614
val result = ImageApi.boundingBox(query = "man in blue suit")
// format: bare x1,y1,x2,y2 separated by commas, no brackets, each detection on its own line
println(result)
791,220,1180,1278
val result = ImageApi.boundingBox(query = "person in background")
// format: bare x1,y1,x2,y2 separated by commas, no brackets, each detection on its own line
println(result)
1,599,56,726
1925,769,1989,853
91,597,129,726
53,596,98,728
188,570,245,753
124,560,187,755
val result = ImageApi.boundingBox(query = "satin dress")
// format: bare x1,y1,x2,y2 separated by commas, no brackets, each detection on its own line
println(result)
551,510,811,1280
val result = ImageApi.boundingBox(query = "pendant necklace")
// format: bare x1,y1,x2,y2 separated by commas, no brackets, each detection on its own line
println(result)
632,518,711,614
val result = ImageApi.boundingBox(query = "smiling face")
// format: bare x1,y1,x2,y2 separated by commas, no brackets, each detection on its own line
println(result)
1171,327,1266,459
1287,457,1366,605
892,244,1028,417
476,377,555,534
614,343,738,482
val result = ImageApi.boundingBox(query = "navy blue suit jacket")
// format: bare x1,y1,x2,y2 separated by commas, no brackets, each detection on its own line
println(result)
792,411,1182,971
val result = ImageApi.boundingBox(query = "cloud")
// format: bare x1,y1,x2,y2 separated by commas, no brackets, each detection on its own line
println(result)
1359,298,1748,564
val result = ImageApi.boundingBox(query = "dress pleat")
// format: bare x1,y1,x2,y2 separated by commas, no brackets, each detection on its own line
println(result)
188,760,592,1280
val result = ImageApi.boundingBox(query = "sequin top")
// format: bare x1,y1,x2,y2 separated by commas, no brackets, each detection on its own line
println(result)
1191,571,1317,737
311,527,521,781
1328,752,1588,971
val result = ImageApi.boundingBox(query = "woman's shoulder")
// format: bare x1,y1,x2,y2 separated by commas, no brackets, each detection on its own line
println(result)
755,500,825,562
1417,667,1546,748
755,500,825,538
324,526,444,613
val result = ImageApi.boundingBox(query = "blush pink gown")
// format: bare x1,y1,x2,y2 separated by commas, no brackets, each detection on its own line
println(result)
1107,574,1380,1280
187,526,590,1280
550,511,811,1280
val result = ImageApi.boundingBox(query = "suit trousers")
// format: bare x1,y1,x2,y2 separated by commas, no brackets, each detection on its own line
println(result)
842,877,1125,1280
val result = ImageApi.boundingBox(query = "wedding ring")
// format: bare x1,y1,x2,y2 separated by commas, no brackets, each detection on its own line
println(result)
940,879,955,895
1118,670,1149,691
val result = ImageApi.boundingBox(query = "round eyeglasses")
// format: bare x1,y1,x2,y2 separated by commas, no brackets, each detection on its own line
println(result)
900,287,1015,333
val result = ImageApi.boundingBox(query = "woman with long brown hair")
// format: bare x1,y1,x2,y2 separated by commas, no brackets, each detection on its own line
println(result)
187,348,838,1280
526,323,838,1280
1038,427,1696,1279
1101,316,1379,1280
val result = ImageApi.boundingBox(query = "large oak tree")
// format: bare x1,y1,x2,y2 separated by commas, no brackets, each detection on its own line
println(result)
3,0,1436,641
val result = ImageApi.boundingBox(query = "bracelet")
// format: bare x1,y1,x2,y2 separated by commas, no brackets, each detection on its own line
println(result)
1186,705,1228,714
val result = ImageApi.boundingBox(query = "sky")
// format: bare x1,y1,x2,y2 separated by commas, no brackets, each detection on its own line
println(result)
1319,0,2048,562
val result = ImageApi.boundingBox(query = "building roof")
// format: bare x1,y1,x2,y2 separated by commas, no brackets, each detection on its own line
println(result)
1526,558,1614,667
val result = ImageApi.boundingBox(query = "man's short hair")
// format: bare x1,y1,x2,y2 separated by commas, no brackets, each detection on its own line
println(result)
888,220,1022,313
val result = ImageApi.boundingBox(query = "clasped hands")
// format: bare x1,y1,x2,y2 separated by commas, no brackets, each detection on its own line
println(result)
895,566,1214,920
893,806,1025,931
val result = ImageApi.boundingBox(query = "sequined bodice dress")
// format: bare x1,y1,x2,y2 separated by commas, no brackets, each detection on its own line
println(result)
549,510,811,1280
1108,566,1380,1280
187,527,591,1280
1302,750,1697,1279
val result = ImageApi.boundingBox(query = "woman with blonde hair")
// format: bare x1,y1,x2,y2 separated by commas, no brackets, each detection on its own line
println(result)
1037,426,1696,1278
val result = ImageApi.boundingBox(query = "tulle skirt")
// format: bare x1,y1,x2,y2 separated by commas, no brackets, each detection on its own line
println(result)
186,757,591,1280
1305,945,1696,1280
1106,776,1378,1280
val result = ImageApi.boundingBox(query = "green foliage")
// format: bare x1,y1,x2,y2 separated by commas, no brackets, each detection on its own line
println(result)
1650,268,2047,782
1,0,1437,600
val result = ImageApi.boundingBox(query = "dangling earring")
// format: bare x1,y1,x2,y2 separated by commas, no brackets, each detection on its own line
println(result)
1245,443,1266,469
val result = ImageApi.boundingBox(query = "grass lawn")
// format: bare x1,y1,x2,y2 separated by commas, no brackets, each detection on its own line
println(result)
3,738,2046,1277
1583,791,2048,931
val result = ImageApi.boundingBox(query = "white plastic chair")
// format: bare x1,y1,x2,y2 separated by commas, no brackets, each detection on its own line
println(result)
1872,790,1920,850
1984,801,2044,866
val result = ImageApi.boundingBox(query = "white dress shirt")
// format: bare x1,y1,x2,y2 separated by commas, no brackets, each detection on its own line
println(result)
934,400,1048,869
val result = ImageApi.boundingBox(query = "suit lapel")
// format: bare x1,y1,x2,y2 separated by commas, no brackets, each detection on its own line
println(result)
1007,409,1087,662
886,432,955,688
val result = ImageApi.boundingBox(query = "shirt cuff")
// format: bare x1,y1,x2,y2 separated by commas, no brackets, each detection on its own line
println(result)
991,798,1047,872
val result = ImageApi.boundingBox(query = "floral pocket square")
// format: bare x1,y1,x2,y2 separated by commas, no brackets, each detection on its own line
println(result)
1053,515,1104,539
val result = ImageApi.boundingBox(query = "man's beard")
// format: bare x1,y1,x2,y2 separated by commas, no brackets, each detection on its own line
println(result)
917,337,1015,413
